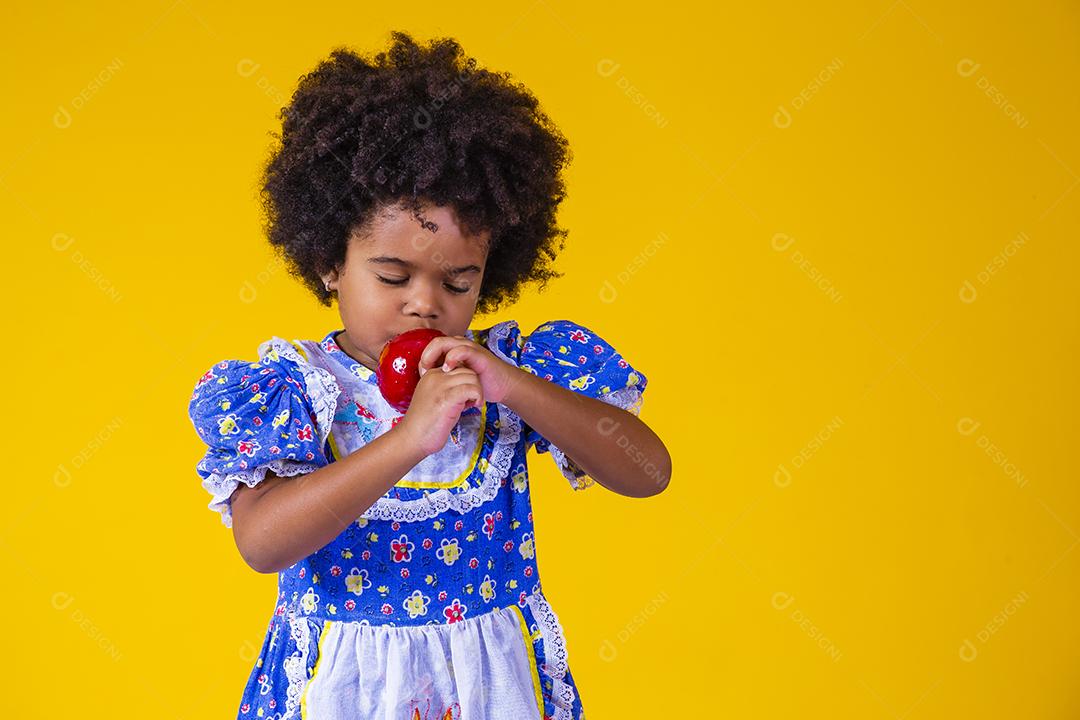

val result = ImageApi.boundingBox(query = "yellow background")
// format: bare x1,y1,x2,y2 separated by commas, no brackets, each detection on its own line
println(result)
4,1,1078,717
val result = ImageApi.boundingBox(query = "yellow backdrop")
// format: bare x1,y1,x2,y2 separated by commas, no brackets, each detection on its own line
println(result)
4,1,1078,717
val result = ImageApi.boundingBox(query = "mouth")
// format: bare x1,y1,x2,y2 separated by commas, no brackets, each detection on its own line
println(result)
394,325,437,338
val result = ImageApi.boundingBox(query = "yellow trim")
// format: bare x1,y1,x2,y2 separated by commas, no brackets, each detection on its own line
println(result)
509,604,546,716
394,401,486,489
292,339,486,489
301,620,334,719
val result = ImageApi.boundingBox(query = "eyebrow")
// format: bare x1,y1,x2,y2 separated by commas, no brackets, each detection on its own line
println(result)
366,256,481,275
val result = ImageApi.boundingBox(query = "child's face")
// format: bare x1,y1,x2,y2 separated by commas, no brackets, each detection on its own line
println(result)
324,201,490,372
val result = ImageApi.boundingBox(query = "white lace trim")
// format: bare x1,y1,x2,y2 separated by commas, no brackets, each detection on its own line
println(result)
359,403,522,522
203,459,321,529
290,329,525,523
527,591,576,719
281,612,314,720
200,337,346,529
485,319,521,366
258,337,342,445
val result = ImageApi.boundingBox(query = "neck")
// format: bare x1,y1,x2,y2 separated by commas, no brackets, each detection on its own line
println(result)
334,331,380,372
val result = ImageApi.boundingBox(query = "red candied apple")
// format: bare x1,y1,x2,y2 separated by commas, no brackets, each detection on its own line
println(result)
376,328,446,412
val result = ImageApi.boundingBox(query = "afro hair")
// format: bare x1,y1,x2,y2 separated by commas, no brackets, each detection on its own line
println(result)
259,30,573,314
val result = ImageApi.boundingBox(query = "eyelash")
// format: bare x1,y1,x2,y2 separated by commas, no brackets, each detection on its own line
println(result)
376,275,470,294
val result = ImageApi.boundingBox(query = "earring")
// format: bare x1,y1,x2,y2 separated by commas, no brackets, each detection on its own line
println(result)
324,281,332,292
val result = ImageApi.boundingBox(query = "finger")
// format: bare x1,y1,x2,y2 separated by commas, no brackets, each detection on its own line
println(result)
412,334,447,375
441,365,479,378
419,336,465,372
417,336,445,373
442,344,476,371
452,381,484,410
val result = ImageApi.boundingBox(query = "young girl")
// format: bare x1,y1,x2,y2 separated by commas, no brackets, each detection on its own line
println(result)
188,31,671,720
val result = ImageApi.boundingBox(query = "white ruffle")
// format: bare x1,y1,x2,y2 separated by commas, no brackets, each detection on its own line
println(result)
203,459,321,529
282,611,314,720
198,332,526,526
199,337,345,529
527,591,577,719
258,336,342,444
485,319,521,367
297,602,544,718
358,404,522,522
285,334,525,523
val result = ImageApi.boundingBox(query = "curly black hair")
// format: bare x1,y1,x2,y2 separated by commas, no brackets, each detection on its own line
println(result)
259,31,573,314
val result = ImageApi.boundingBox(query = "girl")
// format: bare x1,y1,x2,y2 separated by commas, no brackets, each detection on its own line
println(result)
188,31,671,720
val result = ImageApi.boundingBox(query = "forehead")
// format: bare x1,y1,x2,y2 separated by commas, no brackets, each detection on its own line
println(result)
353,203,489,264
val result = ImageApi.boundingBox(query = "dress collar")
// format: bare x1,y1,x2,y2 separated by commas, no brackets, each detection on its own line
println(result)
320,329,377,384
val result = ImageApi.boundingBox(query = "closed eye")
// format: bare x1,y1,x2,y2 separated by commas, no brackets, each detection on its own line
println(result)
377,275,470,294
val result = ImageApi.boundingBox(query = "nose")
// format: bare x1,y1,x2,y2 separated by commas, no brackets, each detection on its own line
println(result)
403,280,439,320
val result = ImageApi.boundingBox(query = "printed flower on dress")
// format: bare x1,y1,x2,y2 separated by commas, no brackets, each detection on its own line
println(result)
567,374,596,392
482,513,495,540
443,598,468,624
391,535,414,562
216,413,241,436
345,568,372,596
511,463,528,493
402,589,431,619
436,538,461,566
518,533,535,560
300,587,320,614
479,575,496,603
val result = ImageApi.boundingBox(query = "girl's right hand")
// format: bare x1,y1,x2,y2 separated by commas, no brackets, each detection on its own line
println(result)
397,365,485,457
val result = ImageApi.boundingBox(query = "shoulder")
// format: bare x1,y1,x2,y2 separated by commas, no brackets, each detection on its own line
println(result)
187,336,341,435
471,319,525,364
188,337,306,405
472,318,618,364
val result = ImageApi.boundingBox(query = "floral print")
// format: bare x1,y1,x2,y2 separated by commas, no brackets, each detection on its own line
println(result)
187,319,647,719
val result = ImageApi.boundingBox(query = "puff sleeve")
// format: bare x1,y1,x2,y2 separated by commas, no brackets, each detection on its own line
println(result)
489,319,648,490
187,341,339,527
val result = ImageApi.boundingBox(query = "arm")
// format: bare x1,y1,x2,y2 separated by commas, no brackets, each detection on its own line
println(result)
230,423,428,574
502,367,672,498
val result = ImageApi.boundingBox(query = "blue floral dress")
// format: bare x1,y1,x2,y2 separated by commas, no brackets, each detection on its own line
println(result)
187,319,647,720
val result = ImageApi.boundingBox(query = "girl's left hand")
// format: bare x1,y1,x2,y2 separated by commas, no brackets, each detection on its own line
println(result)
418,336,520,405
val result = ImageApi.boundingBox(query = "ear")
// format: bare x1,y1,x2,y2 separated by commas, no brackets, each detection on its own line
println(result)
322,268,340,290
